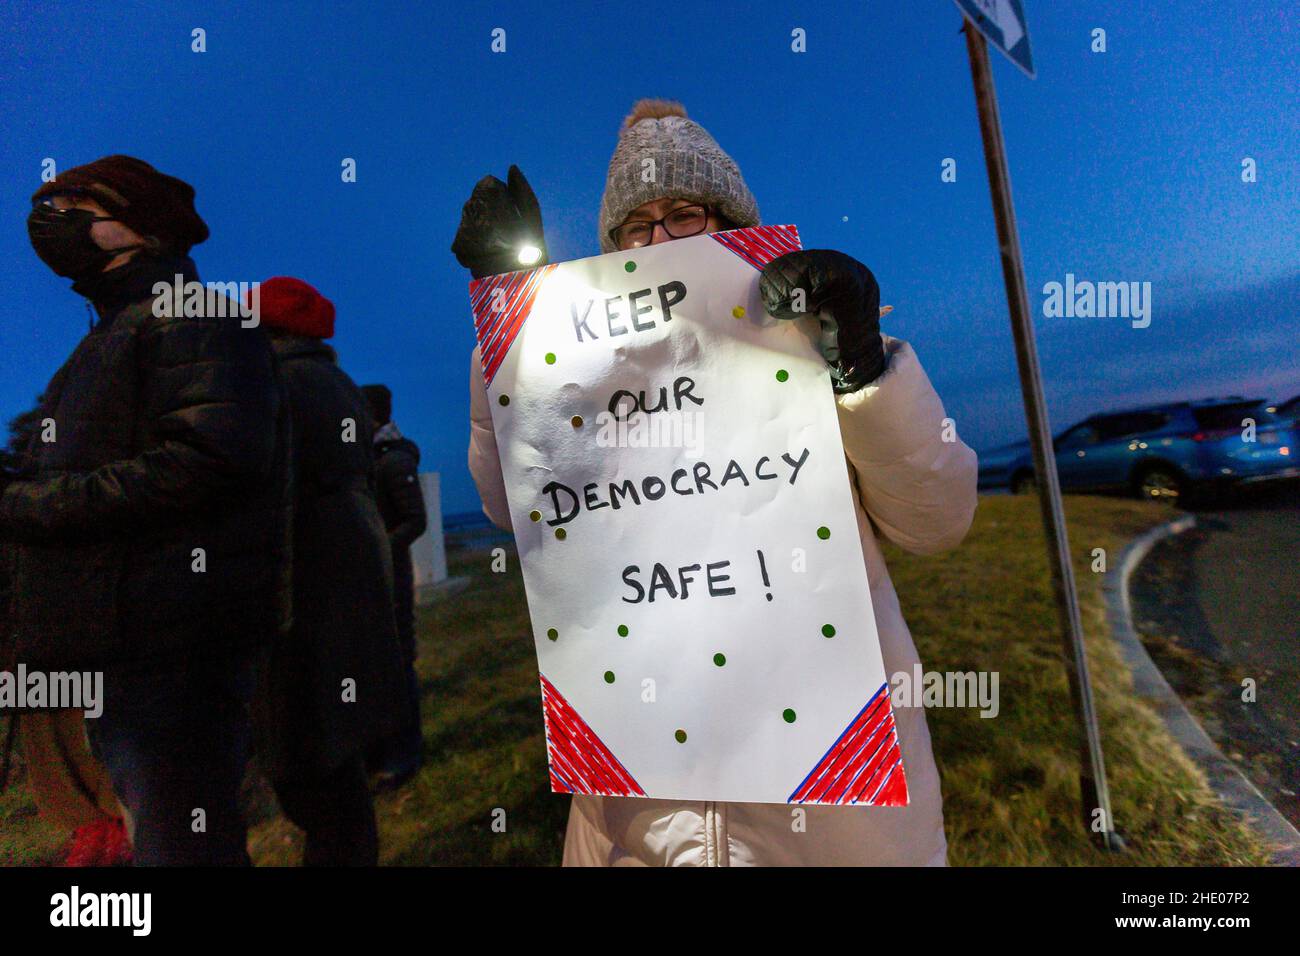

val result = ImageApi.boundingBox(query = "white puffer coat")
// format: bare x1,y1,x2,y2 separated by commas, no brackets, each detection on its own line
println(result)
468,333,978,866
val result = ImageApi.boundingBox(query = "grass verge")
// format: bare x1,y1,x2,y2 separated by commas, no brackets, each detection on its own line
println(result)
2,494,1269,865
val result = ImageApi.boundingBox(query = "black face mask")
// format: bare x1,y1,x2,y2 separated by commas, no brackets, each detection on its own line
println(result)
26,205,146,280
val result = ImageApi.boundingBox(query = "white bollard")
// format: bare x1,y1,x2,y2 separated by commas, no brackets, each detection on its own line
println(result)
410,471,447,606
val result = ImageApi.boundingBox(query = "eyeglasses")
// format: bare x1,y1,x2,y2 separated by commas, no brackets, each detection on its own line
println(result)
32,190,90,212
610,204,710,249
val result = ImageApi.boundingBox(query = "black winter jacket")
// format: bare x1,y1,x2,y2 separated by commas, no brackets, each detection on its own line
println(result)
372,424,426,652
253,335,407,777
0,256,292,670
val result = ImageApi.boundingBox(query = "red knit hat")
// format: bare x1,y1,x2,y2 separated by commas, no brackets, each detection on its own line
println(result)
254,276,336,339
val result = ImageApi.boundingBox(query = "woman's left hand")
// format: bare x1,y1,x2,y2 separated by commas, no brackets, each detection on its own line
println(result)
758,249,886,393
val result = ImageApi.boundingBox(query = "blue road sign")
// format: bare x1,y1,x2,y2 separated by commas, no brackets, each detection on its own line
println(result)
953,0,1035,78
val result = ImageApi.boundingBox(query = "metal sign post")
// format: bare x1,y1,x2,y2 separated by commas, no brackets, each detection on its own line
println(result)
959,18,1119,850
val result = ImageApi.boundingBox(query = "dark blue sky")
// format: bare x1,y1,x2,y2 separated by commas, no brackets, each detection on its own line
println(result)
2,1,1296,515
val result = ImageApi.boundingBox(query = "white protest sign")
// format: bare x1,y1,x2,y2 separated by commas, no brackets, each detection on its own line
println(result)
469,225,907,806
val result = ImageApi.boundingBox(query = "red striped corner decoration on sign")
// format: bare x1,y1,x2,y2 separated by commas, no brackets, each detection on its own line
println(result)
539,674,646,797
788,682,909,806
470,263,558,389
709,224,802,271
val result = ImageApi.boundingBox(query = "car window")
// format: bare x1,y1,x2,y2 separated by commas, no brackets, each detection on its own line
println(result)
1057,424,1098,448
1131,412,1170,433
1093,412,1170,441
1091,416,1129,441
1193,401,1271,429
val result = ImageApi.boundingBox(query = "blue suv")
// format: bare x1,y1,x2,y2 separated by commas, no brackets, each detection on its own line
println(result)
980,398,1298,502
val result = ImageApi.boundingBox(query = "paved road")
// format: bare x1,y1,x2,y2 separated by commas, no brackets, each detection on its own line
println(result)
1130,480,1300,827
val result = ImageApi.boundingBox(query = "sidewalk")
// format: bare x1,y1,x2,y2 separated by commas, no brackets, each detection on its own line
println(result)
1105,514,1300,865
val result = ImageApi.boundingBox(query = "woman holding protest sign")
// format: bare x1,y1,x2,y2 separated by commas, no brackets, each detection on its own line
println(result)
454,99,978,866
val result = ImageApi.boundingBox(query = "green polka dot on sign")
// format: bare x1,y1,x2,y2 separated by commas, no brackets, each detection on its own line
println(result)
674,729,687,743
817,526,830,540
555,528,566,540
544,352,556,365
783,708,797,723
529,510,541,522
624,261,636,273
617,624,629,637
822,624,835,638
604,670,615,684
546,628,558,641
713,653,726,667
775,369,789,382
731,305,745,319
498,394,510,406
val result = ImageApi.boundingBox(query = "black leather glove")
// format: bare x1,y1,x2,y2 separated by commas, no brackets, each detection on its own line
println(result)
451,165,548,279
759,250,886,393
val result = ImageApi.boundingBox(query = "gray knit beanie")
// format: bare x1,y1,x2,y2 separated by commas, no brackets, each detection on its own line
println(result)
598,99,760,253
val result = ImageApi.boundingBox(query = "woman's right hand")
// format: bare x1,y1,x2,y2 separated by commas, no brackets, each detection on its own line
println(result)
450,165,548,279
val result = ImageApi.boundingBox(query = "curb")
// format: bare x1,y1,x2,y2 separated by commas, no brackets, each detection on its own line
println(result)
1103,514,1300,866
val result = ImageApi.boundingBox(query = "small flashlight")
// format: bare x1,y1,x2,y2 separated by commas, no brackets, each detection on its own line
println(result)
517,244,542,266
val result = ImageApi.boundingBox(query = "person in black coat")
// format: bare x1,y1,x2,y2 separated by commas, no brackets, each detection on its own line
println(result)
1,156,292,865
250,278,408,865
360,384,427,788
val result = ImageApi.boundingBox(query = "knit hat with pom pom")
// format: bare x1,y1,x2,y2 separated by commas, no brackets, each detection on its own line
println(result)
598,99,760,253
